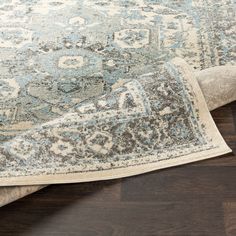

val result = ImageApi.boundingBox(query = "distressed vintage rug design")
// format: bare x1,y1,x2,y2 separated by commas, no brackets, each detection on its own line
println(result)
0,58,231,185
0,0,234,200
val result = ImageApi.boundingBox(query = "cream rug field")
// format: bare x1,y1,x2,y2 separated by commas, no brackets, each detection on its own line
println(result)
0,0,235,205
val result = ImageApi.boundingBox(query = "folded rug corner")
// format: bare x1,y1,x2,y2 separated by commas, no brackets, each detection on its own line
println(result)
0,58,231,186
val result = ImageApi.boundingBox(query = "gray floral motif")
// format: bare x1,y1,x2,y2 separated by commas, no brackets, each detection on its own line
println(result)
0,27,32,48
0,79,20,102
5,138,36,161
32,0,77,14
114,29,150,48
86,131,113,155
50,139,74,157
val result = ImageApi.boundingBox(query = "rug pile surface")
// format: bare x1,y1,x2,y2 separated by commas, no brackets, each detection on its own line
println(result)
0,0,235,204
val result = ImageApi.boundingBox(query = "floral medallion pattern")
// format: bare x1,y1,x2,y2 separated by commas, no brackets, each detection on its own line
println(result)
0,0,235,143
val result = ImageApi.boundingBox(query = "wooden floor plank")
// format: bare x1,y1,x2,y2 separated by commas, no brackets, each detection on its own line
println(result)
121,166,236,202
224,202,236,236
0,197,226,236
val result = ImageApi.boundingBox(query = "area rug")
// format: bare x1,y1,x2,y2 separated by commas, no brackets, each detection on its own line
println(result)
0,58,232,185
0,0,235,203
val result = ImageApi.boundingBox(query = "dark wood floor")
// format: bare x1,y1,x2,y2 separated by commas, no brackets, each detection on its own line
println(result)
0,102,236,236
